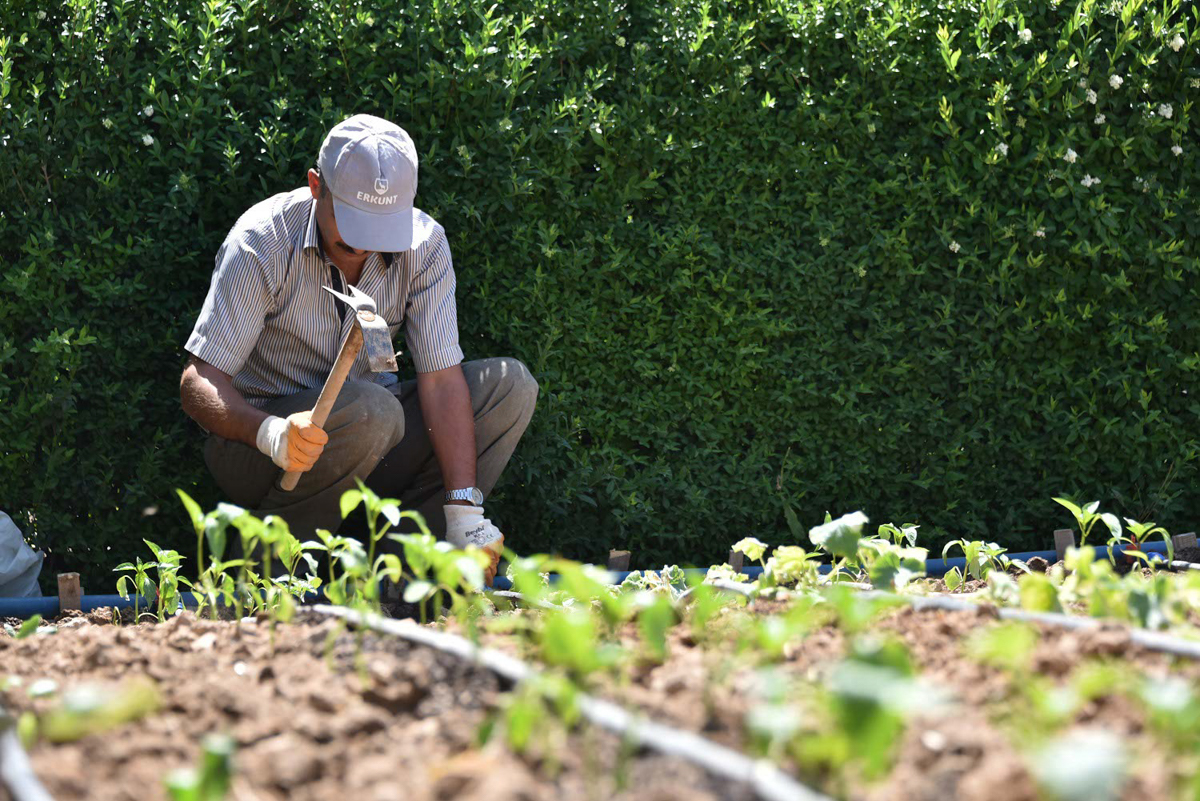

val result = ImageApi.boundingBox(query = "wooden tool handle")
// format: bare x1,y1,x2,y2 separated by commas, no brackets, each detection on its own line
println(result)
278,324,364,492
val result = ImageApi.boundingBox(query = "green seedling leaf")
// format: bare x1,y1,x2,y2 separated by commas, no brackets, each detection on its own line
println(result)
204,515,229,562
943,566,963,592
42,678,160,742
380,502,402,527
1031,729,1126,801
402,580,434,603
1019,572,1063,613
769,545,819,586
1053,497,1082,518
176,489,205,536
339,489,364,520
15,615,42,639
746,701,803,747
16,711,36,749
165,732,236,801
732,537,767,562
637,596,676,663
966,622,1037,672
810,511,868,557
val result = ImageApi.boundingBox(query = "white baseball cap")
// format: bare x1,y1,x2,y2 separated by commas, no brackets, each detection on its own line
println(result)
317,114,418,252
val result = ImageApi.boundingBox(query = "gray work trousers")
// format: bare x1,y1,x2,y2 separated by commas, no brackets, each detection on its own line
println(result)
203,357,538,542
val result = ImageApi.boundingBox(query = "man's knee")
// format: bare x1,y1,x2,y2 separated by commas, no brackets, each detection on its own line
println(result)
504,358,538,413
469,357,538,414
329,380,405,452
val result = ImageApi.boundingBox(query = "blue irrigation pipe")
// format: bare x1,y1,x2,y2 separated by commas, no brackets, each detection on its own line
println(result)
0,541,1175,617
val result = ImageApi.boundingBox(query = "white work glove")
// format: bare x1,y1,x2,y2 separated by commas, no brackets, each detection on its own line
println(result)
444,504,505,586
256,412,329,472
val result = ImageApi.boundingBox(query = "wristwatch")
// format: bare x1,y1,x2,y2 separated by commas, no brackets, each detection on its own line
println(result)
445,487,484,505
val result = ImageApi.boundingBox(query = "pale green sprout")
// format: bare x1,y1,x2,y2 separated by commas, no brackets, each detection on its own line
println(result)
940,539,1021,591
1053,497,1121,548
809,511,868,558
766,545,821,587
113,556,155,621
165,733,236,801
1106,517,1172,568
1031,729,1127,801
732,537,767,563
877,522,919,548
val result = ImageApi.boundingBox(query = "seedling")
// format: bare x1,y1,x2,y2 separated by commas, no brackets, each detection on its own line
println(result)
1053,497,1121,548
1106,518,1173,568
113,556,156,621
878,522,919,548
164,733,236,801
38,678,160,742
941,539,1019,591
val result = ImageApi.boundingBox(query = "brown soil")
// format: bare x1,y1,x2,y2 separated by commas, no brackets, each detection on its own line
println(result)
6,592,1197,801
0,609,753,801
454,600,1193,800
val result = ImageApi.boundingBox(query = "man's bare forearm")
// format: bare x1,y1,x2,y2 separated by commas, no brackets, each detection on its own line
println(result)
180,356,269,448
416,364,477,495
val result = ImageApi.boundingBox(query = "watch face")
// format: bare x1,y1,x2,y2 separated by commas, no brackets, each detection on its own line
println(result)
471,487,484,505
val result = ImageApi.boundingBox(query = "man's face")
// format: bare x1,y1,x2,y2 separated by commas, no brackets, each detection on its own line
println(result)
307,168,371,270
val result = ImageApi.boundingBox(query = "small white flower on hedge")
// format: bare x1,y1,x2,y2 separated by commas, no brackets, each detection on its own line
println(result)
143,105,154,117
1158,103,1173,119
1170,34,1185,52
995,142,1008,156
1035,228,1046,238
1081,174,1100,188
1078,78,1088,88
1064,148,1078,163
1086,89,1098,104
1193,79,1200,88
498,118,513,131
142,134,154,146
102,117,114,129
1018,28,1032,43
1109,74,1123,89
37,10,46,20
1173,145,1183,156
616,35,626,47
949,241,961,253
1094,114,1105,124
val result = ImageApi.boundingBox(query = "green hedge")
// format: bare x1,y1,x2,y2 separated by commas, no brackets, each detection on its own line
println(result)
2,0,1198,588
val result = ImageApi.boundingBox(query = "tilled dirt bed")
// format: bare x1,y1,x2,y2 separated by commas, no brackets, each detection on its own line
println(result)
0,610,753,801
3,600,1196,801
453,602,1198,801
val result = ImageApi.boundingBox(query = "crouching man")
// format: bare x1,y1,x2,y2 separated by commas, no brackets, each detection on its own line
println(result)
179,114,537,584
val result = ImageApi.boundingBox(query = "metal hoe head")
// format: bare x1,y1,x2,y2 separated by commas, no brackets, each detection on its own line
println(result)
323,284,398,372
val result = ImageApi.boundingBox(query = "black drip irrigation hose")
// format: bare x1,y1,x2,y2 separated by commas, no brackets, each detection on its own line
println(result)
310,604,831,801
0,715,54,801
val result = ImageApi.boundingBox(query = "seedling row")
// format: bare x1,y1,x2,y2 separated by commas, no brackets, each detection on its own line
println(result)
6,488,1200,800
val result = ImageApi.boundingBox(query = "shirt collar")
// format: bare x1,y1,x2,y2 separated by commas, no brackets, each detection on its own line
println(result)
302,196,323,256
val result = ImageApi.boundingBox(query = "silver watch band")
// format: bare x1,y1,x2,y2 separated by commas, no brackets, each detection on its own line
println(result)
445,487,484,505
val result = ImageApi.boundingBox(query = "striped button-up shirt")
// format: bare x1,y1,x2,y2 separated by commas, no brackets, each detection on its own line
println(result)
185,187,463,408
